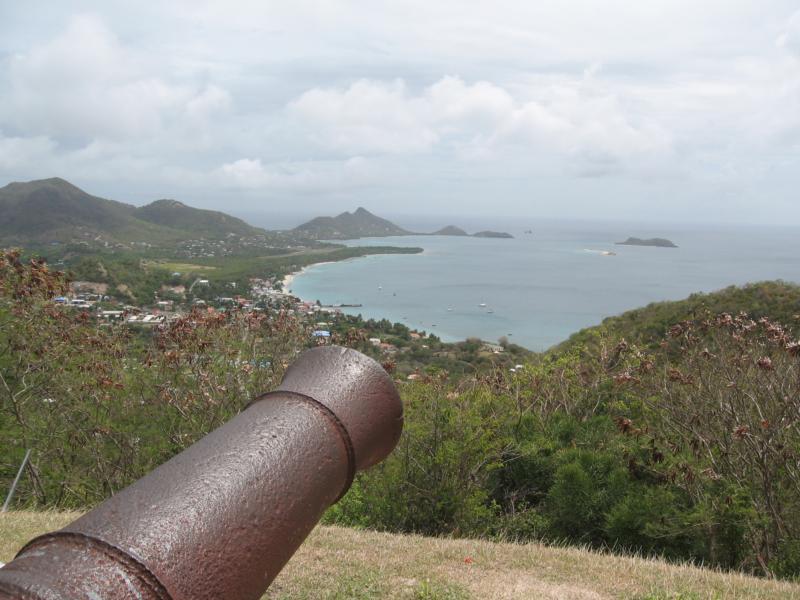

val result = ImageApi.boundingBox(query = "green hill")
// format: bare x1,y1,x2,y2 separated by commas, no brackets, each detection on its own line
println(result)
134,199,263,238
0,177,162,242
556,280,800,352
294,207,411,240
0,178,266,245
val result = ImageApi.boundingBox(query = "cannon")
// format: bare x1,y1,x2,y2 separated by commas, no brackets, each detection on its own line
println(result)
0,346,403,599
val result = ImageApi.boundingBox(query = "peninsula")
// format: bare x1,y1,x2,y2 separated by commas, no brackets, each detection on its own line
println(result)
293,210,513,240
616,237,678,248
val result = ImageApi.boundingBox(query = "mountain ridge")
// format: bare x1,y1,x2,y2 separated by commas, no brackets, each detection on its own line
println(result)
0,177,514,245
0,178,266,244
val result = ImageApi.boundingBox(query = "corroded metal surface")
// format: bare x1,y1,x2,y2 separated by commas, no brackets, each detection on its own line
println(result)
277,345,404,470
0,346,403,600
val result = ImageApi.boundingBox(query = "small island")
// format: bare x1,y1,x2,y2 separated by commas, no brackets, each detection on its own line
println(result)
432,226,514,239
616,237,677,248
473,230,514,239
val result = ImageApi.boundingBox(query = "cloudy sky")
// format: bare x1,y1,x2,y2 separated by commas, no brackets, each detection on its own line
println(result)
0,1,798,225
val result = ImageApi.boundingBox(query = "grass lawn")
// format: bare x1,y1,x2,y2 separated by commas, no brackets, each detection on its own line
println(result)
142,260,219,272
1,512,798,599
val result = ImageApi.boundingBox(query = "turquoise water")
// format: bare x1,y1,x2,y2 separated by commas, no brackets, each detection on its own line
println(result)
289,221,800,350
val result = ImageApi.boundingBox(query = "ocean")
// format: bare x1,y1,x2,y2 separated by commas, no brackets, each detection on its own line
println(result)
288,220,800,351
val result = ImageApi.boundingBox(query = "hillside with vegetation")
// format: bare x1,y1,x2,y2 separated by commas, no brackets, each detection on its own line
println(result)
557,280,800,353
133,198,264,238
2,255,800,582
0,177,167,243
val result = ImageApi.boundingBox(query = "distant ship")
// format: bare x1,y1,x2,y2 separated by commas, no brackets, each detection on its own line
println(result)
478,303,487,307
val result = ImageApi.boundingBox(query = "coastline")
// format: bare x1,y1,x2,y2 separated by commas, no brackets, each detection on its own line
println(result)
280,261,336,294
268,224,800,352
278,244,424,296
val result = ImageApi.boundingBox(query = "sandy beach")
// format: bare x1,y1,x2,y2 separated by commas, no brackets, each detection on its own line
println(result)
280,261,336,295
280,271,299,293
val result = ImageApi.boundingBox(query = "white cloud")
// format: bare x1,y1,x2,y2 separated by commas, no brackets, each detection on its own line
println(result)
0,2,798,222
186,85,232,121
1,15,230,142
289,79,438,154
288,76,673,172
216,156,375,191
0,132,56,170
776,10,800,56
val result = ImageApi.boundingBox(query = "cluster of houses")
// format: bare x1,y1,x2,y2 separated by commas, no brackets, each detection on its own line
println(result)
369,337,399,355
52,275,350,334
176,239,237,259
174,235,300,260
54,281,110,309
53,276,441,362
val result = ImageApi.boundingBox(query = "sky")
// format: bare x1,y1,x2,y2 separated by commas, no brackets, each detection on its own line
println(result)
0,1,798,226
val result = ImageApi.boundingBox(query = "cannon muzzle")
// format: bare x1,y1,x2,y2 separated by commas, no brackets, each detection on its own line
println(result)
0,346,403,599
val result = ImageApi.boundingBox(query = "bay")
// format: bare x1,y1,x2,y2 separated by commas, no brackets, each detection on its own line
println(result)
288,220,800,351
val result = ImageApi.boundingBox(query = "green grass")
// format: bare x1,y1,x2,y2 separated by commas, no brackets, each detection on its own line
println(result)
2,512,798,599
143,260,219,272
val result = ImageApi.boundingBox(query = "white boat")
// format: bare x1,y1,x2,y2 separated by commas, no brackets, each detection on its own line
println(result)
478,303,487,307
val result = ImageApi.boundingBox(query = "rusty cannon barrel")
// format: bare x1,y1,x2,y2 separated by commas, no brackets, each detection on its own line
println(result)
0,346,403,600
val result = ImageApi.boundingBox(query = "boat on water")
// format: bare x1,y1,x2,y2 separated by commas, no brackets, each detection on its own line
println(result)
478,303,487,307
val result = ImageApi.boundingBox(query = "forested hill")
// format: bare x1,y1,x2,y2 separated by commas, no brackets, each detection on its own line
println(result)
133,199,262,238
556,280,800,352
0,177,265,244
